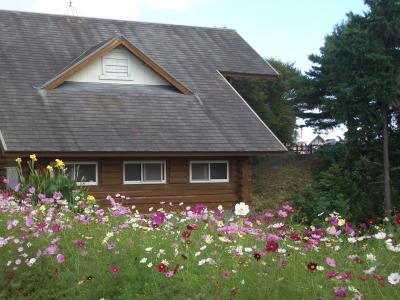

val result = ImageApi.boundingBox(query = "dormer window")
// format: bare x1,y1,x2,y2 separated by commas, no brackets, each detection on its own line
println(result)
99,47,134,81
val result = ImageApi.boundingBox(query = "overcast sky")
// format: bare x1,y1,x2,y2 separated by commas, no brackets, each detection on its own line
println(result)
0,0,368,142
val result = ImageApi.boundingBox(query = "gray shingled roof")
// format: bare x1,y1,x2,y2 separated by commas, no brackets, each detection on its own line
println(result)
0,10,286,153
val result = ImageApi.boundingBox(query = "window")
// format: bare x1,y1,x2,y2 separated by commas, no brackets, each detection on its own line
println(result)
124,161,166,184
65,162,98,186
190,161,229,183
5,167,19,186
99,48,133,80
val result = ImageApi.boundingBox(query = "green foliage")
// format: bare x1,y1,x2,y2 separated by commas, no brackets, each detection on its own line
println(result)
230,59,306,145
293,145,394,224
293,0,400,220
13,157,87,204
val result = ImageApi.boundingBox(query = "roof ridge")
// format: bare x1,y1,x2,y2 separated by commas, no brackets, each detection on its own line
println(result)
0,9,235,32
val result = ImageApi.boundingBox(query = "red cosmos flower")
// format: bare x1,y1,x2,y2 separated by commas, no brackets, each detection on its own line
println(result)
156,263,168,273
290,233,301,241
253,253,262,261
182,231,191,239
396,212,400,225
74,240,85,249
341,272,352,281
307,262,317,271
367,218,375,225
231,287,238,295
373,274,385,281
187,224,198,231
111,265,120,274
265,240,278,252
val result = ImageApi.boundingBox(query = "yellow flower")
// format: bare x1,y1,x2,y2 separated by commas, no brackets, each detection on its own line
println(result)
29,154,37,162
46,165,53,172
216,221,224,227
55,159,65,169
15,157,22,164
87,195,96,204
338,219,346,226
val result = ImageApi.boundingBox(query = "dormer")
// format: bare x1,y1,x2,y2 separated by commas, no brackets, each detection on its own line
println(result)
41,35,191,94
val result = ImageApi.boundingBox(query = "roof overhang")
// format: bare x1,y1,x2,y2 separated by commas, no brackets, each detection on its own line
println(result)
0,130,7,154
2,151,286,158
40,35,192,95
220,71,278,80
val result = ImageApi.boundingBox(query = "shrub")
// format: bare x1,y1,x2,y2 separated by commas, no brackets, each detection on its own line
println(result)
2,155,87,205
292,145,392,224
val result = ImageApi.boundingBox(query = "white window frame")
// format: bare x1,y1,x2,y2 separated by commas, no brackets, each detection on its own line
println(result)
189,160,229,183
123,161,166,185
99,48,134,81
64,162,98,186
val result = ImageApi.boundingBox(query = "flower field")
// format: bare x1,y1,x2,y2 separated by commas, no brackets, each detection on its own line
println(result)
1,178,400,298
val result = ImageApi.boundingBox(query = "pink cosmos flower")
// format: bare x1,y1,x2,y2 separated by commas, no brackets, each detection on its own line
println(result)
334,287,347,298
277,210,288,218
95,209,104,216
222,270,231,278
107,242,116,250
25,217,34,228
46,244,58,255
165,271,175,277
2,178,10,185
111,265,120,274
56,254,65,263
74,240,85,249
52,224,61,233
152,211,165,225
326,257,336,268
28,187,36,194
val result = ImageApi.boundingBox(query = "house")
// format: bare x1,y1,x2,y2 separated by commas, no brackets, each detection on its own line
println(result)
308,135,325,147
0,10,286,210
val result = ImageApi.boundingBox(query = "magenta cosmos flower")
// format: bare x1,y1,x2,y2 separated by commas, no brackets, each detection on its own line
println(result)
111,265,120,274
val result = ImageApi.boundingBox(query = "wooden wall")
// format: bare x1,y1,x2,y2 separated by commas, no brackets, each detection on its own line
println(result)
0,155,252,211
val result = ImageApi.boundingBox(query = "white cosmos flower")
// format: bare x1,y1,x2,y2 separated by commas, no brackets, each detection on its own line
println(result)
364,266,376,274
388,272,400,285
234,202,250,216
374,232,386,240
347,237,357,243
139,258,147,263
198,259,206,266
366,253,376,261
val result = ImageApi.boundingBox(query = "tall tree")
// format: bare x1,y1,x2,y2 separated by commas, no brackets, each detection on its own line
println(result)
230,59,306,145
299,0,400,217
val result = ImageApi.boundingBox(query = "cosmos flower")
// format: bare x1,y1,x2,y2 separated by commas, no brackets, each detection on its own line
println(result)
265,240,278,252
234,202,249,216
325,257,336,268
388,273,400,285
156,263,168,273
307,262,317,271
111,265,120,274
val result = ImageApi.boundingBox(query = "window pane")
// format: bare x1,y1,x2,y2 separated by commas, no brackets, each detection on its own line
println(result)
143,163,163,182
76,164,97,183
125,164,141,182
210,163,228,180
65,164,75,180
191,163,209,181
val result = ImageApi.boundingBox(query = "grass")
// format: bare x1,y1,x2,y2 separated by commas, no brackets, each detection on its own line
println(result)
0,191,400,299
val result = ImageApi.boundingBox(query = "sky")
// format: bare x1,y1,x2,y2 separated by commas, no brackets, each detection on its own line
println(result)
0,0,369,143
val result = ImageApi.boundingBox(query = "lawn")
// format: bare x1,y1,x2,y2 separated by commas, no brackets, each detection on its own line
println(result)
0,186,399,299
